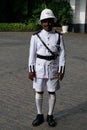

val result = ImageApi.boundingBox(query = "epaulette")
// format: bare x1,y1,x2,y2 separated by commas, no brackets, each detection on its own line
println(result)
33,30,41,35
55,30,62,35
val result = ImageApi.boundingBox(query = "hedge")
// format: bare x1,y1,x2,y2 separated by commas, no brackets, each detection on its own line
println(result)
0,23,41,32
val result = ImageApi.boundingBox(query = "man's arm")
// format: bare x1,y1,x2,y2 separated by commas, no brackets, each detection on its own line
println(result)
28,35,36,80
58,34,66,80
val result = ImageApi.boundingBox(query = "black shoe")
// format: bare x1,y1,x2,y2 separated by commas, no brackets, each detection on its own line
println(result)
47,115,56,127
32,114,44,126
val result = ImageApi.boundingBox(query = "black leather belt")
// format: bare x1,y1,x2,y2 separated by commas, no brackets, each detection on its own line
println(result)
37,54,55,60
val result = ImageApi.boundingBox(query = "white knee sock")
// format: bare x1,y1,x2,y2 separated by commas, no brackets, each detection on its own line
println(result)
48,94,56,115
35,93,43,114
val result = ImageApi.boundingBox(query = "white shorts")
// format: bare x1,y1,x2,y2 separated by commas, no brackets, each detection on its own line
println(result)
33,78,60,92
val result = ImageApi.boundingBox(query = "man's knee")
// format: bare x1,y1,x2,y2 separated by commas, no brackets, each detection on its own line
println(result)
37,91,44,94
48,91,55,95
35,92,43,99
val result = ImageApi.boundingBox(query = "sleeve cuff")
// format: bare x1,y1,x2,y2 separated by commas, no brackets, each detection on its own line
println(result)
29,65,35,72
58,66,65,73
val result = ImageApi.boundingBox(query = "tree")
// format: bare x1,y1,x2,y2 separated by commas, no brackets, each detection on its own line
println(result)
0,0,53,23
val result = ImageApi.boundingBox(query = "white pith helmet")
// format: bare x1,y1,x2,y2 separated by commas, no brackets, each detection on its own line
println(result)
39,8,57,24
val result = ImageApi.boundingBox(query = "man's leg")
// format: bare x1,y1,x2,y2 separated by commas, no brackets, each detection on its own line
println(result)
35,92,43,115
47,92,56,127
47,78,59,127
32,78,45,126
48,92,56,115
32,92,44,126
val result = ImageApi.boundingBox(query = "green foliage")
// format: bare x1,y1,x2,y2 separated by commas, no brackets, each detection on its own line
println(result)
58,0,73,25
25,3,46,30
48,0,73,26
26,18,41,31
32,3,46,20
47,2,61,26
0,23,25,31
0,0,73,31
0,23,41,32
48,2,60,20
0,1,44,32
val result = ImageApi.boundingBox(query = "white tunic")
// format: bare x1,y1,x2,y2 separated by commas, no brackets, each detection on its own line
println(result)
28,29,65,79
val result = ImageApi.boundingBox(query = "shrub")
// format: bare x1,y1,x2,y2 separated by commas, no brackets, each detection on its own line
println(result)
0,23,26,31
0,22,41,32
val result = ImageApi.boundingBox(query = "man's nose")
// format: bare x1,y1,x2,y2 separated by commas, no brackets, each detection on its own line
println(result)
46,21,51,25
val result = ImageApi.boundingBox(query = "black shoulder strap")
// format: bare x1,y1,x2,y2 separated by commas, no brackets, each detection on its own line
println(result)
55,30,61,45
33,30,41,35
57,33,60,45
36,33,55,56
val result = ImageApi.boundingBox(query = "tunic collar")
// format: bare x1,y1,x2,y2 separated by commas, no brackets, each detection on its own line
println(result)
42,29,55,35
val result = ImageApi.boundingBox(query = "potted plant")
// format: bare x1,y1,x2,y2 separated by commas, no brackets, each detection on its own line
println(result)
58,0,73,33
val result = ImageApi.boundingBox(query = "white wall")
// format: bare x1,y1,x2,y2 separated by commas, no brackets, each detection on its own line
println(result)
79,0,86,24
70,0,87,32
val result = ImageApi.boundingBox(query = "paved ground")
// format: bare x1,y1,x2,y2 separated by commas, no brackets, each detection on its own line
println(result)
0,31,87,130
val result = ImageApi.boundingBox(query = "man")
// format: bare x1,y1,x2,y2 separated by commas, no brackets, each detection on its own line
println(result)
28,8,65,127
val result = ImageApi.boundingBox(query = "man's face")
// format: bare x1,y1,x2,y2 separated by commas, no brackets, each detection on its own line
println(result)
41,18,54,32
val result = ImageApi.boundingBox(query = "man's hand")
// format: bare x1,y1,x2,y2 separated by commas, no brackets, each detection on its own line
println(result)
58,72,64,80
28,72,36,81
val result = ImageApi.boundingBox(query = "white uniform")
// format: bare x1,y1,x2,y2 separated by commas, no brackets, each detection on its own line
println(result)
28,29,65,92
